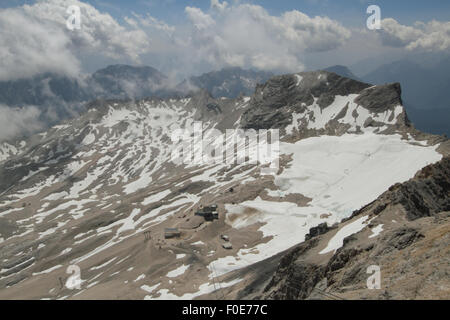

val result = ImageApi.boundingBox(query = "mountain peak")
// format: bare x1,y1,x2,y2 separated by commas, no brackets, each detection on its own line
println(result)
241,71,409,134
91,64,167,82
184,67,273,98
323,65,361,81
93,64,163,75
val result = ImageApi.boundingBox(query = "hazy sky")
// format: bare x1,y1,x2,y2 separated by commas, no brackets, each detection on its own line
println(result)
4,0,450,25
1,0,449,79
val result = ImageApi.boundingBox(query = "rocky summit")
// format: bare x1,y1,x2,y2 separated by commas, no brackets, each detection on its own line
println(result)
0,71,448,300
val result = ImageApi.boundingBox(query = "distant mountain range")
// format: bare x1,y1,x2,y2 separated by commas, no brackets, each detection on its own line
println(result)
0,65,273,141
178,67,273,98
0,65,172,109
0,63,448,140
89,64,171,99
0,65,273,109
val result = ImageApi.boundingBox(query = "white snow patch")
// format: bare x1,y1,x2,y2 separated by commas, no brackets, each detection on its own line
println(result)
32,265,62,276
90,257,117,271
166,264,189,278
275,134,442,219
134,274,146,282
150,278,242,300
142,190,171,206
59,248,72,256
141,283,160,295
369,224,384,239
117,208,141,234
320,216,370,254
82,133,96,145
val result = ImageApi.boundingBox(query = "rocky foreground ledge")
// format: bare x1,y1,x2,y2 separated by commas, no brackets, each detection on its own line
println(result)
244,156,450,300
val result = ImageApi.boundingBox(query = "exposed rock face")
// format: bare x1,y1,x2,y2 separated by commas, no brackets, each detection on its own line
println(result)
388,157,450,220
262,238,325,300
240,71,409,136
256,157,450,300
305,223,334,241
354,83,403,113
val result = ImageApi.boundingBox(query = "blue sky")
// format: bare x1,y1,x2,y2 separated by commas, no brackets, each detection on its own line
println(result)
89,1,450,25
3,0,450,26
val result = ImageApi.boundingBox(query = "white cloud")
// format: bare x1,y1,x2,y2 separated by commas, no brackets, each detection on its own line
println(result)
177,2,351,72
0,0,352,80
379,18,450,52
185,6,216,30
210,0,228,12
0,0,151,80
0,8,81,81
0,105,43,142
126,12,175,36
24,0,151,60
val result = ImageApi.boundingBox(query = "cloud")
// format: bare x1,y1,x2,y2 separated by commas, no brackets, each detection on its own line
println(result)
210,0,228,12
0,105,43,142
379,18,450,52
0,8,81,81
176,2,351,72
0,0,151,80
0,0,352,80
24,0,151,60
125,12,175,36
185,6,216,30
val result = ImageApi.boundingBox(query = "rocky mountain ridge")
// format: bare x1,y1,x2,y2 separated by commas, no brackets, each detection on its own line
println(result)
0,70,447,300
0,65,274,143
250,157,449,300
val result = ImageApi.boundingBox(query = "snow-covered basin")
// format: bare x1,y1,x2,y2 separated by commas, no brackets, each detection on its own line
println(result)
209,133,442,277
